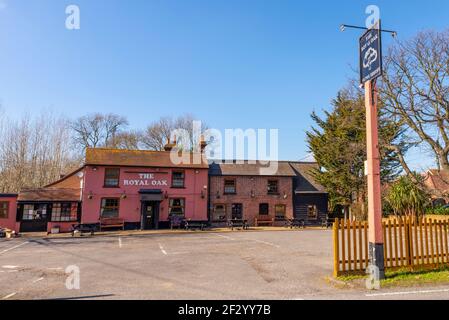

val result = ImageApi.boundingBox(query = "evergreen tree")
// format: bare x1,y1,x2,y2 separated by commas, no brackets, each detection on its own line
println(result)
306,89,404,216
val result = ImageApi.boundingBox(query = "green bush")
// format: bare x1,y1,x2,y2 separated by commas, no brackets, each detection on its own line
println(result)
426,206,449,216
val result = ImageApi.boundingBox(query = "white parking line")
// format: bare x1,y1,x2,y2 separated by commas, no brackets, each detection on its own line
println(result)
33,277,44,284
158,243,168,255
118,237,123,248
2,265,20,269
366,288,449,297
252,239,281,248
213,234,235,241
0,242,29,255
1,292,17,300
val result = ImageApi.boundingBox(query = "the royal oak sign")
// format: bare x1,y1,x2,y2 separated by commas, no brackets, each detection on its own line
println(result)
359,20,382,84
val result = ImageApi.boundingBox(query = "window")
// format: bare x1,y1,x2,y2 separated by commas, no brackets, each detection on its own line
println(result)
22,204,48,221
104,168,120,187
267,180,279,194
213,204,227,221
0,202,8,219
275,204,286,220
307,205,318,220
231,203,243,219
224,179,236,194
100,198,120,218
52,203,78,222
172,171,185,188
169,198,185,217
259,203,269,215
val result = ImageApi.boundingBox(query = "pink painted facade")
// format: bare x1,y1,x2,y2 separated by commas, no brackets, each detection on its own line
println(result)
0,195,19,231
80,165,209,225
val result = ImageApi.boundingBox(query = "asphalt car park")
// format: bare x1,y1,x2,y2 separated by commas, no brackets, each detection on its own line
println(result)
1,230,449,300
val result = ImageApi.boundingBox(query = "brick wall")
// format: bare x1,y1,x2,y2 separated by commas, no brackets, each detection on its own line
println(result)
209,175,293,226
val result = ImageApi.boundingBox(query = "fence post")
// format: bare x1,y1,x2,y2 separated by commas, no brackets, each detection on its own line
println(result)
405,216,412,267
333,218,340,278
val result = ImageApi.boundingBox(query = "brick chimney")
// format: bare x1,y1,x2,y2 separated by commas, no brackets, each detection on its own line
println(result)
200,135,207,153
164,136,177,152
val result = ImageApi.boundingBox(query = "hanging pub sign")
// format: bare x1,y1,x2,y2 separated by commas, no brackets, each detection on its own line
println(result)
359,20,382,84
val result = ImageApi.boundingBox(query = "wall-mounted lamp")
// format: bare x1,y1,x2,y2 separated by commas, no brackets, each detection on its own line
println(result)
121,192,127,199
201,190,205,199
87,191,93,200
164,191,169,199
216,191,220,199
283,192,288,199
92,167,98,171
251,190,255,198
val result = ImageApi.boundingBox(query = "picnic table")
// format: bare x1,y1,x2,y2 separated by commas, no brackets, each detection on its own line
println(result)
71,223,97,236
227,219,249,230
285,218,305,229
183,219,208,231
321,217,335,229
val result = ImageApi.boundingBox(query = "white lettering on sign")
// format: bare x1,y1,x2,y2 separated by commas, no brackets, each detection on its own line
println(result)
123,174,168,187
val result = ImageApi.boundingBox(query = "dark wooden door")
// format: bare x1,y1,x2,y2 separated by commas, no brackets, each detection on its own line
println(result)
19,204,49,232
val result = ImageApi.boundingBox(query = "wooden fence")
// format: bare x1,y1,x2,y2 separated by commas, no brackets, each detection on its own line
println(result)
333,217,449,277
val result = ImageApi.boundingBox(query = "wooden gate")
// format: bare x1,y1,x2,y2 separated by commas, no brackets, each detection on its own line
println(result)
333,217,449,277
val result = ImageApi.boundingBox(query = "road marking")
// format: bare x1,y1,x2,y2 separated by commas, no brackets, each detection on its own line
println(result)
33,277,44,283
0,242,29,255
252,239,280,248
118,237,122,248
158,243,167,255
213,234,235,241
366,288,449,297
2,265,20,269
2,293,17,300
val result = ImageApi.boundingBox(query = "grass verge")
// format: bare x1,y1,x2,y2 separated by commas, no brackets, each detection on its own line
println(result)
336,266,449,288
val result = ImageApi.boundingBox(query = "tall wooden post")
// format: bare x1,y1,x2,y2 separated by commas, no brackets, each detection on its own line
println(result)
365,79,385,280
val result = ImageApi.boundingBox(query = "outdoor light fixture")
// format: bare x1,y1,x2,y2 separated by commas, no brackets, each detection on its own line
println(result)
164,191,169,199
251,190,255,198
201,190,205,199
216,191,220,199
121,192,127,199
87,191,93,199
283,192,288,199
92,166,98,171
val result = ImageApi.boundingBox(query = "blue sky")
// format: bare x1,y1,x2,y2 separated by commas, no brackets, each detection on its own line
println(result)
0,0,448,169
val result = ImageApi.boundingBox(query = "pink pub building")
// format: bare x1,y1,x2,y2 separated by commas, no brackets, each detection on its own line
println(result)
2,146,209,233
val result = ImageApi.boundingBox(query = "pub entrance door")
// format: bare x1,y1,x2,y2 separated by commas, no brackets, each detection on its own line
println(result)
141,201,160,230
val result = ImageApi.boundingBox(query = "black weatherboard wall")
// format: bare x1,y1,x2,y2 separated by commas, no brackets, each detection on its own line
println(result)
289,162,328,224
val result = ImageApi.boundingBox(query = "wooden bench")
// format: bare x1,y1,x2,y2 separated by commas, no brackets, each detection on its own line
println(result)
255,217,275,227
99,218,125,231
227,219,249,230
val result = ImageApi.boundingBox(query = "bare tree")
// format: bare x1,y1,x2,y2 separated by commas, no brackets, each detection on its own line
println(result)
381,30,449,171
0,112,78,193
70,113,129,152
141,114,208,151
109,130,143,150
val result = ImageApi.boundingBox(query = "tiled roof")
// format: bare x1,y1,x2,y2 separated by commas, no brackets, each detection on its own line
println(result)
85,148,209,169
423,169,449,195
289,162,327,193
17,188,81,202
208,161,297,176
209,160,326,193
